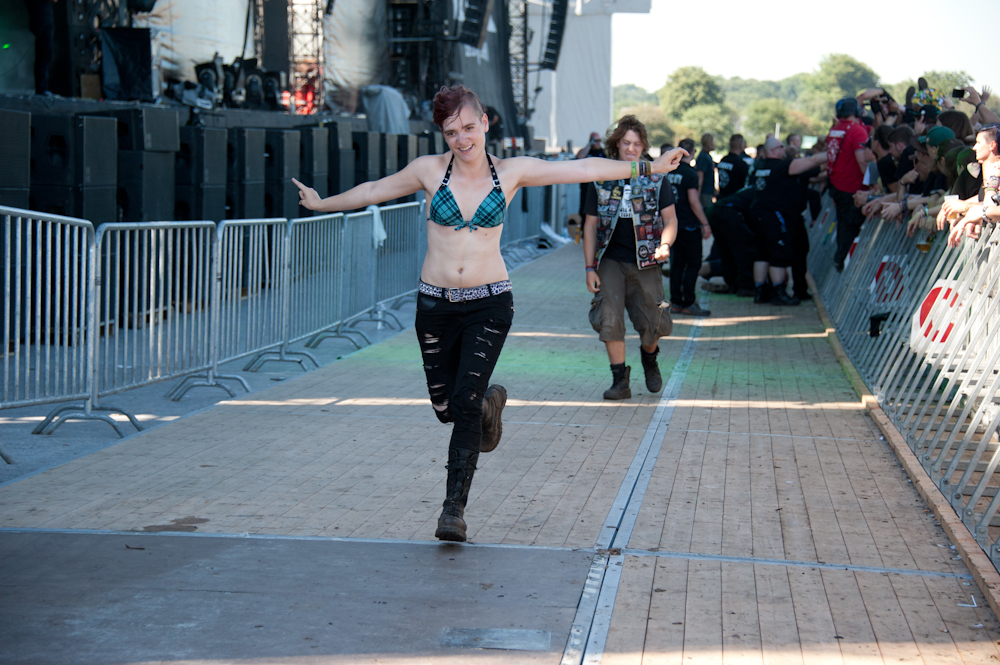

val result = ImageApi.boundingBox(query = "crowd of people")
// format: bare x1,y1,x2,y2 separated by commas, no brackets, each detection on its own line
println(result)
577,78,1000,325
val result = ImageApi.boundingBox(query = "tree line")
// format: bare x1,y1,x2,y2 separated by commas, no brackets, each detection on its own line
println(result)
613,55,984,148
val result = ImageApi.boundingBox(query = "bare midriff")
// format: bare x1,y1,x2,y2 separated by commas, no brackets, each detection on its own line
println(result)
421,218,509,289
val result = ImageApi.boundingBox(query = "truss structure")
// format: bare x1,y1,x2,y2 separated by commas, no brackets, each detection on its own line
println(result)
507,0,529,124
290,0,324,111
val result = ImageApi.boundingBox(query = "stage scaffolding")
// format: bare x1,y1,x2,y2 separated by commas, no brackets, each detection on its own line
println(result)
290,0,324,112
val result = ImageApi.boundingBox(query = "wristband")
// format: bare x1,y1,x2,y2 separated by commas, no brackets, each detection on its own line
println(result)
585,266,596,273
630,161,638,179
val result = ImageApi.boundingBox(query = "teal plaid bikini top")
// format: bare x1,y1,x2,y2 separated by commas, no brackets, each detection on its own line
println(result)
429,154,506,232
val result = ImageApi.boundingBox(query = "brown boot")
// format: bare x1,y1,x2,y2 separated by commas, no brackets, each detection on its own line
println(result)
480,385,507,453
435,448,479,542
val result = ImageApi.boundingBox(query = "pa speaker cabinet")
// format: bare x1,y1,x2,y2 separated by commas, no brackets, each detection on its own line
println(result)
226,180,264,219
265,130,301,182
0,188,29,209
97,107,180,152
0,110,31,189
175,185,226,222
380,133,398,179
299,127,328,182
352,131,380,185
326,122,354,195
28,185,116,224
227,128,266,183
117,151,176,222
398,134,418,167
265,180,300,220
177,127,227,186
31,115,117,187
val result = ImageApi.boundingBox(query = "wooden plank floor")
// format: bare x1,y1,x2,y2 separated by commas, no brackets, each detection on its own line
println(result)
2,242,999,662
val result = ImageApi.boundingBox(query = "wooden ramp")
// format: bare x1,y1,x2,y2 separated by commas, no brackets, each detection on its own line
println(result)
2,243,999,664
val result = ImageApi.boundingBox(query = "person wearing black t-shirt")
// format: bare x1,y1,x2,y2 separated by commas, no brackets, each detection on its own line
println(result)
749,137,828,306
665,138,713,316
717,134,752,199
583,117,682,401
695,133,717,209
706,187,757,296
576,131,607,220
871,126,899,193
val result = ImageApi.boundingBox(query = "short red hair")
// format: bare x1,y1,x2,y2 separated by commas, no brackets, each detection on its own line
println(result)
432,85,485,129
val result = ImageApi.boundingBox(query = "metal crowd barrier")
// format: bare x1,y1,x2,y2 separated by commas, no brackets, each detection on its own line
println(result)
3,187,551,436
815,206,1000,568
2,208,93,410
1,207,144,436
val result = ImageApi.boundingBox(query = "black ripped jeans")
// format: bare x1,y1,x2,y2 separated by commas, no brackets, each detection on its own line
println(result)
415,291,514,453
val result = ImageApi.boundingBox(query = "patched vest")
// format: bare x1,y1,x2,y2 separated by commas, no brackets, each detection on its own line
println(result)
593,174,666,269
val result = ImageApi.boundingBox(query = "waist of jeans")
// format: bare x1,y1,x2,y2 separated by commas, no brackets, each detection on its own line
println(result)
418,279,512,302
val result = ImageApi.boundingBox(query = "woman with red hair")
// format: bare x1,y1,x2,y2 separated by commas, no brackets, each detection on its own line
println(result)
294,85,688,542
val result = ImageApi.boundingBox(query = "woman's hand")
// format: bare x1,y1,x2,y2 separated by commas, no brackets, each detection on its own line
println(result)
862,199,884,217
941,198,970,223
936,207,949,231
652,148,690,175
883,201,905,222
585,270,601,294
948,206,983,247
906,209,923,237
899,170,919,186
292,178,323,211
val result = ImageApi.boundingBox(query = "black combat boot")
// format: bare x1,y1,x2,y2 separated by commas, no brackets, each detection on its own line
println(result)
480,385,507,453
435,448,479,542
640,347,662,392
603,363,631,400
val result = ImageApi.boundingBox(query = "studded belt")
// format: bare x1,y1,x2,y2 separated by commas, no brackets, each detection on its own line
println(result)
418,279,512,302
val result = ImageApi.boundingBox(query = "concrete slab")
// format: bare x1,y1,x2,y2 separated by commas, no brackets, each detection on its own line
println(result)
0,530,593,664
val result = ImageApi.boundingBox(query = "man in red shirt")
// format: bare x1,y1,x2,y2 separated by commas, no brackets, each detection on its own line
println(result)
826,98,871,271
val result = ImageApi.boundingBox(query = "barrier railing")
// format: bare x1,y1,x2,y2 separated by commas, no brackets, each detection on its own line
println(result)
2,208,94,410
815,206,1000,568
2,186,552,436
92,222,216,396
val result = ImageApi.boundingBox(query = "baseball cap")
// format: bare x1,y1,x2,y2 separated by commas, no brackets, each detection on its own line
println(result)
918,126,956,147
836,98,860,119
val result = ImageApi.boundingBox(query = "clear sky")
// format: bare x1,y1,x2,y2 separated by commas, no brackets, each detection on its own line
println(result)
611,0,993,92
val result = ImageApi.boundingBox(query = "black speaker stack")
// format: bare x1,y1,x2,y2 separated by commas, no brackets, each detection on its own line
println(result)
263,130,301,219
227,128,265,219
327,122,355,197
299,127,329,206
0,110,31,210
353,131,381,188
29,115,117,223
175,127,228,221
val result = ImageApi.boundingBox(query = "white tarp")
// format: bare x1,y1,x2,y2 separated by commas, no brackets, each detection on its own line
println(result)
323,0,387,111
132,0,254,85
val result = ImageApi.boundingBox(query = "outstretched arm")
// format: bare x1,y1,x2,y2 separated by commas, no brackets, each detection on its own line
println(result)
293,156,432,213
505,149,690,190
788,152,828,176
